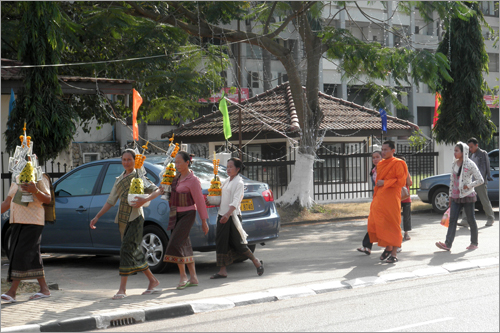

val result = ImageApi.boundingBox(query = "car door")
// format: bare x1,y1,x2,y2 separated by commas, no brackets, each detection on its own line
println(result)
88,162,123,249
488,150,499,201
89,163,161,249
41,164,104,250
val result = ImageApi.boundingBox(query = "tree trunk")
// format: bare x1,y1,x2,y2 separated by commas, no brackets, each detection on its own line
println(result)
262,49,272,91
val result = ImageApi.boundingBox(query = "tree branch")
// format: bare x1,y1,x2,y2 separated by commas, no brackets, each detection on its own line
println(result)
266,1,316,39
263,2,277,34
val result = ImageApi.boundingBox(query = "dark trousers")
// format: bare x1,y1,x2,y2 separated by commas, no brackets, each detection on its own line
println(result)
362,232,372,250
446,201,478,248
401,202,412,232
216,214,253,266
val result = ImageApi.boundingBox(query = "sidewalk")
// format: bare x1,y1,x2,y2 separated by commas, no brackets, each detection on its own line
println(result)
1,211,498,332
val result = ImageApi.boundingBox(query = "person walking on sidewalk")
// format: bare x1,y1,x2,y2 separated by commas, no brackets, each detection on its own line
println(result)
457,138,495,227
367,141,408,263
90,149,163,300
436,142,484,251
357,150,382,255
164,151,209,289
209,158,264,279
1,173,52,303
399,156,413,242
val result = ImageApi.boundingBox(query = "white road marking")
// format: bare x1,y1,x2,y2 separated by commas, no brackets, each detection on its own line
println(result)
378,317,455,332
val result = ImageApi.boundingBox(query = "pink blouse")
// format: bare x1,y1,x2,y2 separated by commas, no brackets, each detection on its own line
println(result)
174,170,208,220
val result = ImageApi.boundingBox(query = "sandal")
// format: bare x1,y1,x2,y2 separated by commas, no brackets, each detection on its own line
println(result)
466,244,478,250
380,249,391,261
257,260,264,276
1,294,16,303
210,273,227,279
403,234,411,241
386,255,398,263
436,241,450,251
176,281,190,290
357,247,371,255
112,294,127,300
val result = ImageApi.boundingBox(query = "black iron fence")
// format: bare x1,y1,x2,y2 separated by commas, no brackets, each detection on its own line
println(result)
1,141,439,202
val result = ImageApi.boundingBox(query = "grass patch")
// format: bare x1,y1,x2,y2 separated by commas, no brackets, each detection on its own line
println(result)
277,198,432,223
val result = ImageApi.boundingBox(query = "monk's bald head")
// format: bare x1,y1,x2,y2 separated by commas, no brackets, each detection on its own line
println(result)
382,141,395,159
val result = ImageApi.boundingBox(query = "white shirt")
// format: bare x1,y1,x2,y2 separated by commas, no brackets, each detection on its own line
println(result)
218,174,244,216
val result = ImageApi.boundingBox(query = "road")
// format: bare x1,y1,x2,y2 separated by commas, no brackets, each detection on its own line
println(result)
95,266,499,332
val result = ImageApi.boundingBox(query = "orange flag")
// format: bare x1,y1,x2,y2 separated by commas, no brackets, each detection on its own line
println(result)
432,92,441,129
132,89,143,141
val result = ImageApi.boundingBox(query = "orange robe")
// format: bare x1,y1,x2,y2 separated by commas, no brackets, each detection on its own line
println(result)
368,157,408,248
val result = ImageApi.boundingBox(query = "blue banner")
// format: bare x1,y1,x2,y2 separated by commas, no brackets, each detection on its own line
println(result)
379,108,387,133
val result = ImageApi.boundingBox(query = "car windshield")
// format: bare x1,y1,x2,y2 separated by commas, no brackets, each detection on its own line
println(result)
145,155,231,182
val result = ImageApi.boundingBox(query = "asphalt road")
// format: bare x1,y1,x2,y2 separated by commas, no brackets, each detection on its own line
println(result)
94,266,499,332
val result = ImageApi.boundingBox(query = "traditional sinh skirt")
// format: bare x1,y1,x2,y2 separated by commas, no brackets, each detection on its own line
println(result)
216,215,253,267
163,210,196,264
8,224,45,282
119,216,149,276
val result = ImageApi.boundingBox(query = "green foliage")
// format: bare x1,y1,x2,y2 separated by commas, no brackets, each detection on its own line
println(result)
4,2,78,164
408,129,427,149
433,2,497,145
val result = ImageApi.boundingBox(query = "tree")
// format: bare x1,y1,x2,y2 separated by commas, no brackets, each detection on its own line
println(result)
433,2,497,144
120,1,474,208
4,2,78,164
2,1,228,137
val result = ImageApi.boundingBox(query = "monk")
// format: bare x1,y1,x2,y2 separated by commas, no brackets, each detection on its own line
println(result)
367,140,408,263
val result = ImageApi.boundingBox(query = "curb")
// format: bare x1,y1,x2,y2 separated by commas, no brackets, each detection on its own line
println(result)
2,256,498,332
280,209,434,226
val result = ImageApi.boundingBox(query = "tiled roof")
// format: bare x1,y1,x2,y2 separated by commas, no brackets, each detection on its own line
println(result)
162,82,418,142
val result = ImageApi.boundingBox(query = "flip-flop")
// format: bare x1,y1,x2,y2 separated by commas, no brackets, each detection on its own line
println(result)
380,250,391,261
186,282,198,287
1,294,16,303
112,294,127,300
29,293,51,300
210,273,227,279
176,281,190,290
257,260,264,276
357,247,371,255
142,288,161,295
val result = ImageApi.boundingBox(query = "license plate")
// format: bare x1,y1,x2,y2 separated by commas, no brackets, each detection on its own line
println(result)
240,199,254,211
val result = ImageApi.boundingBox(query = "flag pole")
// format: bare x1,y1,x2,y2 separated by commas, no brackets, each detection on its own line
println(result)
237,19,242,160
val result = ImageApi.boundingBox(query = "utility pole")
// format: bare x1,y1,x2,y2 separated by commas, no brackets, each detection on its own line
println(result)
237,19,242,160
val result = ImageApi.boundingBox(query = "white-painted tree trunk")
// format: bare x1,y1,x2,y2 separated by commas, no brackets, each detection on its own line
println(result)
275,152,314,208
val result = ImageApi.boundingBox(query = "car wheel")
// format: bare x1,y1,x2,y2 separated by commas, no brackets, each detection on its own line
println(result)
233,244,256,263
432,187,449,214
142,225,169,274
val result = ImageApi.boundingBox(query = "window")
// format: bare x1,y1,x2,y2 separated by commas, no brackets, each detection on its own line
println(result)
99,163,159,195
415,26,420,35
417,107,433,127
480,1,499,16
277,73,288,85
247,71,260,89
372,35,378,42
83,153,100,164
488,53,499,72
55,164,103,197
245,44,262,59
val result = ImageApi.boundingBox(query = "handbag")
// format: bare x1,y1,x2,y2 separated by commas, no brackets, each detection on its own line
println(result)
440,207,450,228
401,186,410,201
42,173,56,224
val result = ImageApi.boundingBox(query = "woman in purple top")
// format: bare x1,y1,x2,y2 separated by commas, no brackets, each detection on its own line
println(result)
164,151,209,289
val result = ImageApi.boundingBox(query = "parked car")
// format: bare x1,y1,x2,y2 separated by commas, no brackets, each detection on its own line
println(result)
417,149,499,214
1,156,280,273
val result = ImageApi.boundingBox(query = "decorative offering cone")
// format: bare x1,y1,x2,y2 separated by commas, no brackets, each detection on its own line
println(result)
207,153,221,206
128,143,151,207
160,136,179,200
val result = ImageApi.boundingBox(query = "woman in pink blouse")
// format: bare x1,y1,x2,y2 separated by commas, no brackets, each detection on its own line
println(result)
164,151,209,289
